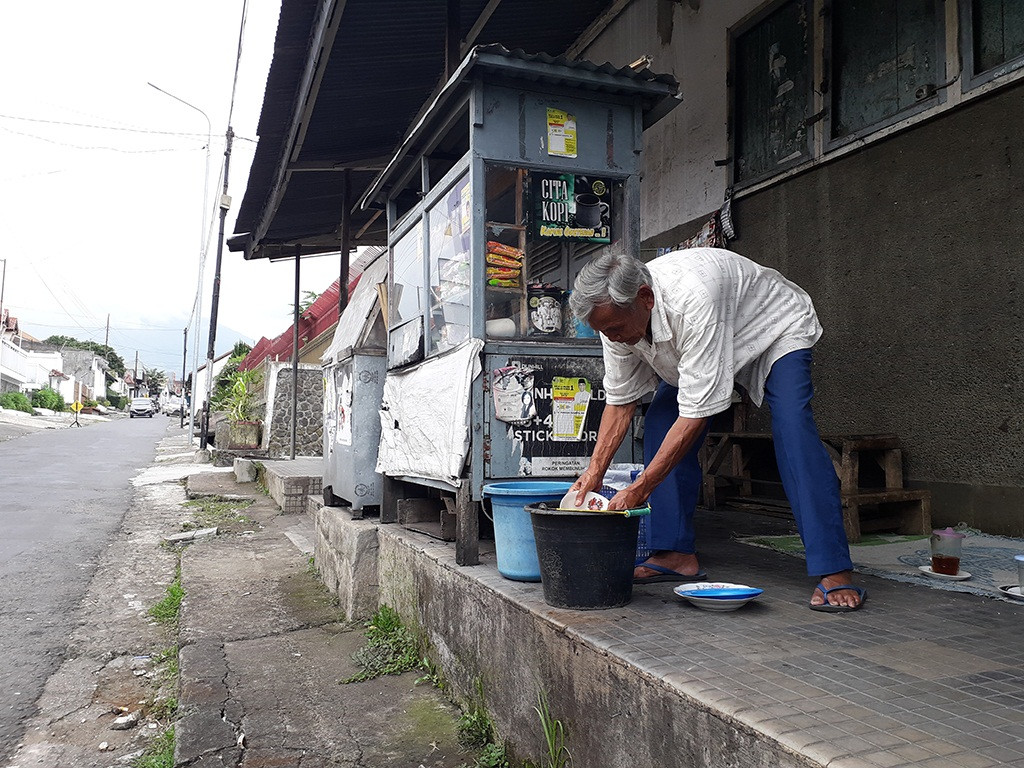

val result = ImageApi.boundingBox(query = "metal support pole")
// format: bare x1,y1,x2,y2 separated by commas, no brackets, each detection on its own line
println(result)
148,83,211,447
445,0,460,79
338,169,351,317
200,127,235,449
180,328,187,429
0,259,7,328
291,245,301,460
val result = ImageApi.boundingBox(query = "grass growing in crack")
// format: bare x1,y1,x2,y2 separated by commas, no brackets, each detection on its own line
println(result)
149,696,178,721
153,645,179,684
456,680,510,768
468,742,510,768
415,655,447,692
522,690,571,768
342,605,421,684
149,562,183,625
181,496,254,529
458,680,494,748
133,725,174,768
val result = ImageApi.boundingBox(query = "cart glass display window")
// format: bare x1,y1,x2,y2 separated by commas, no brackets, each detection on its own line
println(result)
484,163,623,342
390,225,424,329
427,173,472,355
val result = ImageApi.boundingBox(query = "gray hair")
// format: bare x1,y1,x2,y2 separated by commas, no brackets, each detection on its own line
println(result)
569,253,652,321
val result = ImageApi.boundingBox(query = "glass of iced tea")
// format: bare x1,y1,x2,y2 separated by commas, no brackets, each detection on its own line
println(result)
930,527,966,576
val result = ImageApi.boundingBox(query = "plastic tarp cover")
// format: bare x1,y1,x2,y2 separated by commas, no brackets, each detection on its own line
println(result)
376,338,483,486
321,253,388,364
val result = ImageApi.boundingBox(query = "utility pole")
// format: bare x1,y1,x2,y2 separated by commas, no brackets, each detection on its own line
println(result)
105,314,110,348
134,351,139,397
148,82,212,448
200,126,234,449
181,327,187,430
0,258,7,331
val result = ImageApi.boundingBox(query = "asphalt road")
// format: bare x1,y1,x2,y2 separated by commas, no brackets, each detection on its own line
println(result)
0,415,167,760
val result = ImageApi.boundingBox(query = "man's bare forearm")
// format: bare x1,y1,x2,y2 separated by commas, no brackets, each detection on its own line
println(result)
585,401,637,478
632,416,707,499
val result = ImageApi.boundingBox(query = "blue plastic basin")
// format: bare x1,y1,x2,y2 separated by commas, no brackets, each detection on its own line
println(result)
482,481,573,581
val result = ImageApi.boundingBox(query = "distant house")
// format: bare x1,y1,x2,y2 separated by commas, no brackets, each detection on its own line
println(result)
61,349,108,403
24,349,75,401
189,351,233,414
0,312,30,394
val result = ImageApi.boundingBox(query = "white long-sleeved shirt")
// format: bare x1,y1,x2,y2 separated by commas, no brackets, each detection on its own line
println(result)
601,248,823,418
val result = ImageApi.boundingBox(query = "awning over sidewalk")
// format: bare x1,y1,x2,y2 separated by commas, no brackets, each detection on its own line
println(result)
229,0,621,260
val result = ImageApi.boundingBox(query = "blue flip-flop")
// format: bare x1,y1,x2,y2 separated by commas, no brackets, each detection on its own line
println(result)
809,583,867,612
633,562,708,584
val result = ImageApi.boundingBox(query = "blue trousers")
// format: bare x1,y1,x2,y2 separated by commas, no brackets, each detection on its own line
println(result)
643,348,853,577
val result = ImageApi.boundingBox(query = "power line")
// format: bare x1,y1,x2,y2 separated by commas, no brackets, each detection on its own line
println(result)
18,320,186,332
0,113,256,143
226,0,250,128
0,124,203,154
0,169,64,183
0,112,213,138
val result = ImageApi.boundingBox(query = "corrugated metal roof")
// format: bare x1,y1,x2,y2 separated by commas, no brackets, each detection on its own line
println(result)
471,43,678,90
363,43,680,206
231,0,646,260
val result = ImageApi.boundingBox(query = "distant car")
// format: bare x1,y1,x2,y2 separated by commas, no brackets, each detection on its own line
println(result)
129,397,155,418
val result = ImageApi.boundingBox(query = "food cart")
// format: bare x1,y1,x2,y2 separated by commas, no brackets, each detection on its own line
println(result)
321,253,388,517
361,45,680,564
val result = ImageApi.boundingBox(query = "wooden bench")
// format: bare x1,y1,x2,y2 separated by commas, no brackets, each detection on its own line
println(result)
700,431,931,543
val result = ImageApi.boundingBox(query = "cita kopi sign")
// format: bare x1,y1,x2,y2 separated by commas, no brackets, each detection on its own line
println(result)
533,172,612,243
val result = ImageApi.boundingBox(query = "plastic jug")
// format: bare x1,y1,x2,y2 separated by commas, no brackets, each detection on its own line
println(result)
930,527,965,576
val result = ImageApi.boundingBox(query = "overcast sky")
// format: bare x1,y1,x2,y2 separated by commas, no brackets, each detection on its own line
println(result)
0,1,344,375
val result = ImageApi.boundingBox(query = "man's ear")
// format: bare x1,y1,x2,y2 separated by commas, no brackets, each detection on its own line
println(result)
637,283,655,311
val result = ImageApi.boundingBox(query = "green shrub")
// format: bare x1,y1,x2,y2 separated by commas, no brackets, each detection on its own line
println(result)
31,388,65,411
107,392,125,409
226,368,263,422
84,399,98,408
0,391,33,413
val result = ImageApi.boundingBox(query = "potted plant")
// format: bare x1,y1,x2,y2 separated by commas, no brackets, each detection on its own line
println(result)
225,369,263,449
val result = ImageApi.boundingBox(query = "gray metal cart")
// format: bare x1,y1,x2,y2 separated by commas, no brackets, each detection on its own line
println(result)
321,253,388,517
361,45,680,562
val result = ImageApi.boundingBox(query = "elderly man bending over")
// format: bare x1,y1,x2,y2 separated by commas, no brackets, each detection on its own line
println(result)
568,248,864,612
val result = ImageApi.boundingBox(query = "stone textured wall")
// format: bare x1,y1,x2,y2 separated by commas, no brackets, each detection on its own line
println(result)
265,364,323,458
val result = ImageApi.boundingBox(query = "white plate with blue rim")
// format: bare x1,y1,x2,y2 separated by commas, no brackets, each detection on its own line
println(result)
673,582,763,612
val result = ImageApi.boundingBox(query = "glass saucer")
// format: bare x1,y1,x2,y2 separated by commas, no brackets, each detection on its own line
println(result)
918,565,971,581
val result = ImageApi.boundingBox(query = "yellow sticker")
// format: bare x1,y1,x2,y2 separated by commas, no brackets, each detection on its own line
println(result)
546,108,577,158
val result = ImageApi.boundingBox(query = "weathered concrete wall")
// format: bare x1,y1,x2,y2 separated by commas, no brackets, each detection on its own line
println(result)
582,0,756,241
260,362,323,459
581,5,1024,534
311,500,379,621
726,85,1024,534
377,529,809,768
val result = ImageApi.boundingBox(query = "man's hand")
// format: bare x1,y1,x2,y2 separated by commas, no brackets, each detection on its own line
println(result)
569,470,602,507
607,483,649,511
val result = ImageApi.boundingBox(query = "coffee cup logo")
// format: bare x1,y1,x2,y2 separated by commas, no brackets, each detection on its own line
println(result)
574,192,609,228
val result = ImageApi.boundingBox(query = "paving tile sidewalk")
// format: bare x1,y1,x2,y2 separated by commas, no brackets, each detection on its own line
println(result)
177,456,1024,768
174,470,475,768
